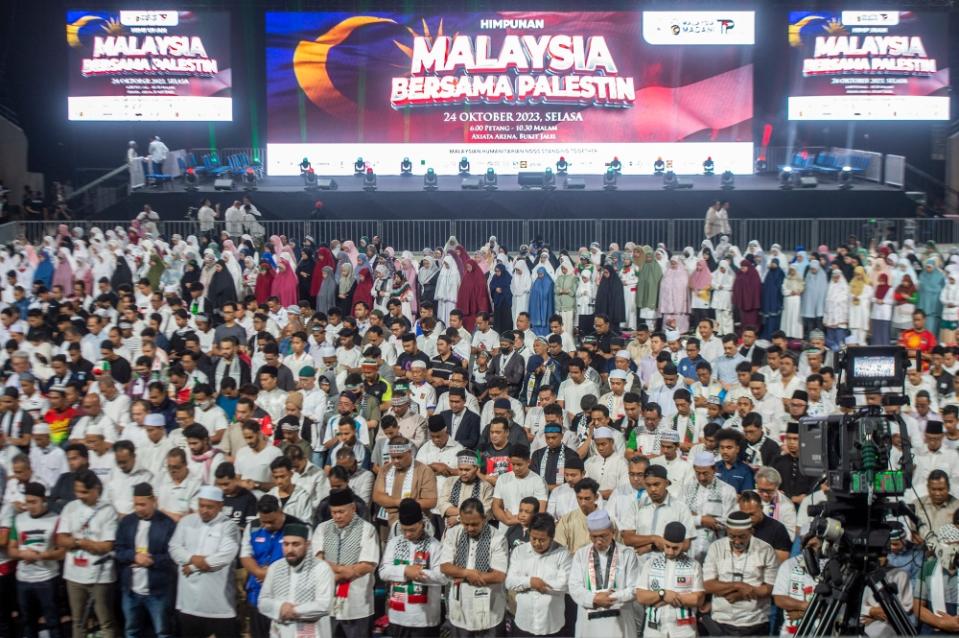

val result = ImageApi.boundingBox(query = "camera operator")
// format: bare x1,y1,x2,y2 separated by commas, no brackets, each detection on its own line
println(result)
913,509,959,633
913,470,959,552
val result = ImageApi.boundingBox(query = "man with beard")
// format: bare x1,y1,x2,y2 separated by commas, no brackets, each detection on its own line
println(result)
635,522,705,638
257,522,335,638
438,449,493,530
378,499,446,637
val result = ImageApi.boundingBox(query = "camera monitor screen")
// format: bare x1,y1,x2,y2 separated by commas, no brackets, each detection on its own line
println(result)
844,346,904,388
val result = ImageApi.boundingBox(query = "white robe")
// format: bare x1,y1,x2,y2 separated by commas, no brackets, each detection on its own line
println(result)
511,260,532,322
434,256,461,326
781,282,804,338
568,542,641,638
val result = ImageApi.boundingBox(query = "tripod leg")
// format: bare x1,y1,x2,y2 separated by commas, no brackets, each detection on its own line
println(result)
866,570,918,637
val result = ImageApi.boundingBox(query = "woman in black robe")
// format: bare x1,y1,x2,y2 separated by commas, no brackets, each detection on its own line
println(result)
295,248,316,306
207,261,238,323
594,264,626,330
180,260,200,301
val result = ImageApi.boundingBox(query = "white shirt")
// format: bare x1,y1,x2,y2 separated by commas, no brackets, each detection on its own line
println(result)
651,455,695,498
258,556,336,638
772,556,817,638
105,467,154,516
703,536,779,627
378,533,446,628
60,498,118,584
195,403,229,438
14,509,60,583
505,542,572,635
235,444,283,487
131,518,152,595
139,436,174,480
415,439,463,515
439,524,509,631
585,452,629,494
472,328,500,354
568,542,641,637
313,517,380,620
492,471,548,516
89,449,117,486
169,512,241,618
557,378,600,418
624,493,697,549
157,471,202,516
637,553,705,638
28,443,68,488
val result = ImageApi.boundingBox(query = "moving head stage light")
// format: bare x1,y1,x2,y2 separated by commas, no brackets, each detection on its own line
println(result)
795,346,917,637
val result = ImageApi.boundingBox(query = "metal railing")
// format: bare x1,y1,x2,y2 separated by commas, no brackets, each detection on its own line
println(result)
11,217,957,252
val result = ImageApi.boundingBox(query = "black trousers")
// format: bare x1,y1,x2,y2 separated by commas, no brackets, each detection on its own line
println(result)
388,623,442,638
715,620,771,637
177,612,237,638
250,610,273,638
332,616,372,638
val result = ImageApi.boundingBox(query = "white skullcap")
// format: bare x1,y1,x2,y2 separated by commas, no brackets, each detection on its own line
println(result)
693,451,716,467
594,426,615,440
659,430,680,443
665,330,680,342
317,344,336,358
410,360,427,369
86,424,104,437
197,486,224,502
144,413,166,427
586,509,612,532
615,350,630,360
609,369,629,381
32,423,51,436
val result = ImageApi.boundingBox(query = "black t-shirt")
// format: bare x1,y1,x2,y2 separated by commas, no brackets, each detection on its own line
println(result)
106,355,132,384
753,515,792,554
223,487,258,530
430,353,463,383
395,350,430,374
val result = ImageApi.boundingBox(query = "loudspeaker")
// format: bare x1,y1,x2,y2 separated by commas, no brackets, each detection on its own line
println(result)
518,172,546,188
565,178,586,190
461,177,483,190
213,177,234,191
799,176,818,188
316,179,337,190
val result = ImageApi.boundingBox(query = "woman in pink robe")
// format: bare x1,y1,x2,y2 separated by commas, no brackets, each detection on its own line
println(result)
659,256,691,333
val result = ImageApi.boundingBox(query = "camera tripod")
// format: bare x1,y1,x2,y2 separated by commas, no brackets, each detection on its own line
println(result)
795,495,917,637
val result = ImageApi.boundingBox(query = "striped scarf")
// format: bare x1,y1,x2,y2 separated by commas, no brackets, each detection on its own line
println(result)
449,479,481,507
454,524,492,572
271,553,318,605
322,515,364,565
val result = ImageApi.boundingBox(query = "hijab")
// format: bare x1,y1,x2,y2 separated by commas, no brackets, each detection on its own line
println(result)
309,247,336,297
801,260,828,317
338,262,356,296
316,266,337,313
732,258,762,312
918,260,946,317
528,267,555,335
352,268,375,310
659,257,690,315
874,273,891,300
850,266,867,296
457,259,492,326
689,259,712,291
761,258,786,315
489,263,512,308
595,264,626,327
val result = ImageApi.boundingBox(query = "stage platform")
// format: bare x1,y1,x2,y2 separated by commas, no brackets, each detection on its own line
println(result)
102,173,916,222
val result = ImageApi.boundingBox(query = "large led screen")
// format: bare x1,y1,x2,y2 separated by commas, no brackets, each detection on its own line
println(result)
265,11,755,175
67,9,232,121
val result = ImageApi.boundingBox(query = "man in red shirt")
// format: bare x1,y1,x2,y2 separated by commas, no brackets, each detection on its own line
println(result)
899,309,937,366
42,385,78,446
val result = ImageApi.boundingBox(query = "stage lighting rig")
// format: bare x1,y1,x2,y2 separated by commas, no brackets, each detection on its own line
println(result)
609,156,622,173
363,167,377,191
423,168,438,191
755,158,768,174
703,156,715,176
720,170,735,191
483,167,498,191
779,166,793,190
556,157,568,175
458,157,470,175
242,167,257,191
401,157,413,176
184,167,198,192
299,157,311,173
354,157,365,176
653,157,665,175
543,167,556,190
603,167,618,191
839,166,854,190
662,171,679,190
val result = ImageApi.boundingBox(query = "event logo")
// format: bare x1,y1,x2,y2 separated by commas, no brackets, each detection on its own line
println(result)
643,11,755,46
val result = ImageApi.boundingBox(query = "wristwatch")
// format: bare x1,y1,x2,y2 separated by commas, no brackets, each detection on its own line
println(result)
658,589,666,600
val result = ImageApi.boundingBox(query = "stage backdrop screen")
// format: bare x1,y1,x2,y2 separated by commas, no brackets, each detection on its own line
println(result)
67,9,232,121
787,10,949,121
265,11,755,176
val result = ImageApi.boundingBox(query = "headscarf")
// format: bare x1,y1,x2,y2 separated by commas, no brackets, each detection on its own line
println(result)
316,266,337,314
658,257,690,316
352,268,374,310
255,261,275,305
689,259,712,291
594,264,626,327
511,259,532,298
53,248,75,292
434,255,462,304
208,261,239,309
338,262,356,297
489,263,512,308
145,252,165,290
635,246,662,310
824,269,850,326
33,250,55,289
761,258,786,317
792,250,809,278
874,273,891,301
310,247,336,297
456,259,492,330
417,256,440,287
732,259,762,312
529,267,555,336
849,266,867,296
918,259,946,319
800,260,828,318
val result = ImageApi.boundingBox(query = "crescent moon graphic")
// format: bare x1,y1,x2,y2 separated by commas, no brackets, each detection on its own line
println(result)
66,15,105,47
293,16,396,120
788,15,825,47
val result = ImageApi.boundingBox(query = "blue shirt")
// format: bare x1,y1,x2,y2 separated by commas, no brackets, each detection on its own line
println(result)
245,523,286,604
715,460,755,492
678,356,706,381
714,353,748,385
217,395,238,421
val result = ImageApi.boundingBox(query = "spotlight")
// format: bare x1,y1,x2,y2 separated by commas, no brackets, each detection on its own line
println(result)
299,157,311,174
363,167,377,191
839,165,854,190
423,168,438,191
400,157,413,176
483,167,498,191
543,167,556,190
662,171,679,190
303,167,318,191
703,156,715,176
653,157,665,175
779,166,793,190
556,156,568,175
754,158,768,174
242,167,257,191
458,156,470,175
353,157,365,176
609,156,622,173
603,167,618,191
720,170,735,190
184,167,198,191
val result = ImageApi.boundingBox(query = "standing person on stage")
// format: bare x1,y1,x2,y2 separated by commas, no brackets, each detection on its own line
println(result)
114,482,177,638
568,509,641,638
8,482,64,638
313,488,380,638
56,469,118,638
147,135,169,176
635,522,705,638
378,499,447,637
257,522,335,638
505,512,572,637
703,510,780,636
439,497,509,638
169,485,242,638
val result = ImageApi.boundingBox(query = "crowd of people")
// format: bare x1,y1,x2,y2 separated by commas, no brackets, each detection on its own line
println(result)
0,217,958,638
